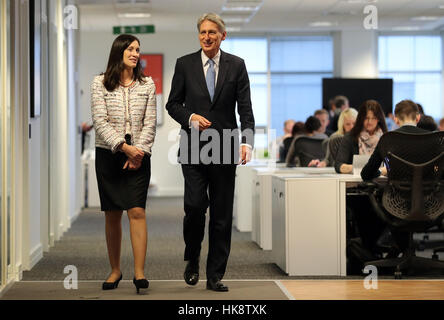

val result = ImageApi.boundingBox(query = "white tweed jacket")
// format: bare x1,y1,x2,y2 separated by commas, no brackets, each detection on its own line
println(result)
91,74,157,155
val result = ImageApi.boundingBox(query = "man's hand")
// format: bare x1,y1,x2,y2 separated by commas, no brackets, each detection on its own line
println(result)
191,114,212,131
239,145,252,165
380,166,388,176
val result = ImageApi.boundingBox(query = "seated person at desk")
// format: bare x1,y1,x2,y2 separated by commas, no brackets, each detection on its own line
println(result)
361,99,426,181
309,108,358,167
285,116,328,166
335,100,388,258
360,99,428,254
335,100,387,174
279,121,304,163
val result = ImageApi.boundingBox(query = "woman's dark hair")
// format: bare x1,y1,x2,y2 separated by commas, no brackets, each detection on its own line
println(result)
291,121,305,136
103,34,145,91
304,116,321,134
350,99,388,140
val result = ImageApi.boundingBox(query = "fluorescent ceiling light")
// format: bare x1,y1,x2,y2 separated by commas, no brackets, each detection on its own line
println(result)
226,27,241,32
309,21,333,27
117,13,151,18
392,26,420,31
222,5,260,12
411,16,440,21
344,0,378,3
223,17,250,23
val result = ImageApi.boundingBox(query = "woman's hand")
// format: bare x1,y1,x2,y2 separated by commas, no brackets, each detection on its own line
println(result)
308,159,320,167
340,164,353,174
120,143,144,163
123,159,141,170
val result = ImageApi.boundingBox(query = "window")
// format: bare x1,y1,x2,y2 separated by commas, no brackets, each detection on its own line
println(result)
221,36,333,153
379,35,442,119
270,36,333,138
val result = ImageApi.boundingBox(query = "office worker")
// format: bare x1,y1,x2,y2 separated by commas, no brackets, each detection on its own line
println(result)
286,116,327,167
308,108,358,168
361,100,428,253
334,100,387,174
91,34,156,294
334,100,387,255
166,13,255,292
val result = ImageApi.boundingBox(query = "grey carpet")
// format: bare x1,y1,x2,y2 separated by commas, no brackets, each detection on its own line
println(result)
19,197,444,282
21,197,287,281
1,280,288,300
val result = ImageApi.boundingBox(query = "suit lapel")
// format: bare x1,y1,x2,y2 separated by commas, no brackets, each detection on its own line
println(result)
212,50,229,106
193,50,212,101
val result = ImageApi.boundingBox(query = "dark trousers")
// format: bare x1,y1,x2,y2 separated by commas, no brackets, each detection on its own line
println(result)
347,195,386,252
181,163,237,281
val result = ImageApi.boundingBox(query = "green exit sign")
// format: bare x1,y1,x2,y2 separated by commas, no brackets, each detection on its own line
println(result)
113,25,155,35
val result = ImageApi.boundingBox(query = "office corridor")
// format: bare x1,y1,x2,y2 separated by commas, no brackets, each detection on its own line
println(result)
20,197,286,281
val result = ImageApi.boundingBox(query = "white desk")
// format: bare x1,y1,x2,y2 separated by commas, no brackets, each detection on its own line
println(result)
271,173,362,276
234,161,286,232
252,167,336,250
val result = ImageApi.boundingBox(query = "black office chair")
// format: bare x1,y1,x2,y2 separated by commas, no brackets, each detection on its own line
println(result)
327,134,344,166
291,136,326,167
361,131,444,278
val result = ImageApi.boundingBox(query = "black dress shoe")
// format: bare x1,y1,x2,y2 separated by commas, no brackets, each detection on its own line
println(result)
102,273,122,290
206,278,229,292
133,277,149,294
184,259,199,286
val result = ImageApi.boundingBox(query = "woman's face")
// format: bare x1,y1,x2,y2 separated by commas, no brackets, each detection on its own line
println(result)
363,110,379,134
343,116,356,133
122,40,140,69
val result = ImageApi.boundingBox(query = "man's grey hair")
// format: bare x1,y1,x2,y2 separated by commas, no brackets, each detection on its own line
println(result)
197,13,226,33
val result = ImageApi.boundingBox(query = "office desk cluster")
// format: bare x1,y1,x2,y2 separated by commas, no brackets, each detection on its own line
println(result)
234,162,362,276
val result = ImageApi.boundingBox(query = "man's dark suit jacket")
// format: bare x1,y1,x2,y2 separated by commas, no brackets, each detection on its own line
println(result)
360,125,429,181
166,49,255,165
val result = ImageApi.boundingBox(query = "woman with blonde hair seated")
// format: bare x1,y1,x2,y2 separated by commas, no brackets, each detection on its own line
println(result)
309,107,358,167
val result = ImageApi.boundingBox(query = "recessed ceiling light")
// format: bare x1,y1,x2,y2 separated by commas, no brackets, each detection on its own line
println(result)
344,0,378,3
392,26,420,31
117,13,151,18
226,26,241,32
309,21,333,27
411,16,440,21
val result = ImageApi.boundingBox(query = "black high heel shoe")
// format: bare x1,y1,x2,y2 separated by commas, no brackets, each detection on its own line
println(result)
133,277,149,294
102,273,122,290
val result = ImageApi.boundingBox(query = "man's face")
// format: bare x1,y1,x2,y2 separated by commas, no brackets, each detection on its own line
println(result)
284,121,295,134
199,20,226,58
315,114,329,133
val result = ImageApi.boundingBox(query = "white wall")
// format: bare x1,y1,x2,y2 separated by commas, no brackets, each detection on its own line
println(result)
79,31,201,197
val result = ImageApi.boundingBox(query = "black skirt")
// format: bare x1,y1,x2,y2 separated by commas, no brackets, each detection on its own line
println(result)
95,147,151,211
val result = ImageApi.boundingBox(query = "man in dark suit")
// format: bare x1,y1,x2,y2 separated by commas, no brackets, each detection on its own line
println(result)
166,13,255,292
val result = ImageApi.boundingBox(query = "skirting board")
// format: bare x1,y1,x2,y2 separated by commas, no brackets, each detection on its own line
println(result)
29,243,43,270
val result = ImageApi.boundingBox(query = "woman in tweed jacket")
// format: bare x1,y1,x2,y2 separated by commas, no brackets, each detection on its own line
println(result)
91,34,156,294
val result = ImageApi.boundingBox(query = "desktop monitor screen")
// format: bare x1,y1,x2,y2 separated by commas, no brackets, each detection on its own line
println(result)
322,78,393,115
